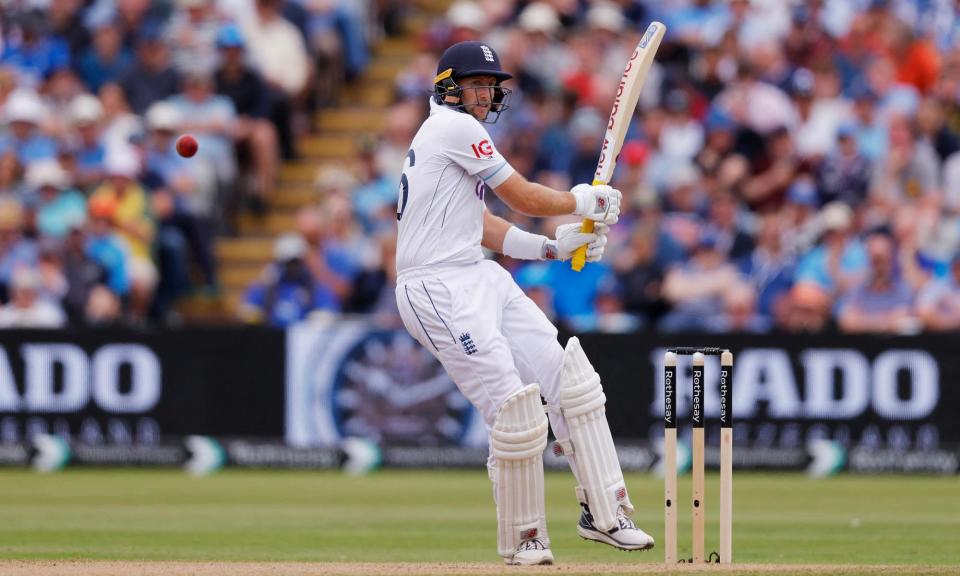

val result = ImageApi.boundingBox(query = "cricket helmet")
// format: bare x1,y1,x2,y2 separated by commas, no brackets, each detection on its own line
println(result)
433,41,513,123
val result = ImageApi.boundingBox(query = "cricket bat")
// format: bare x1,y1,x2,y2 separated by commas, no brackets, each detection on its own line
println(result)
570,21,666,271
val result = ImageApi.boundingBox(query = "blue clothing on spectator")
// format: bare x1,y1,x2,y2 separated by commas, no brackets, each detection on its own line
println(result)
86,235,130,296
1,37,70,84
0,239,39,286
738,253,796,318
243,273,339,327
796,240,868,293
74,141,108,178
305,3,370,77
353,176,397,232
515,259,614,321
0,134,59,165
839,275,914,315
77,47,134,92
37,189,87,238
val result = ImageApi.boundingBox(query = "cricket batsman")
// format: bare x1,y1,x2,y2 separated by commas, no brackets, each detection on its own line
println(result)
394,41,654,565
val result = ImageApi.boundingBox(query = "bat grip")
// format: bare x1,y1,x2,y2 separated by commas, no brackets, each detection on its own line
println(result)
570,219,595,271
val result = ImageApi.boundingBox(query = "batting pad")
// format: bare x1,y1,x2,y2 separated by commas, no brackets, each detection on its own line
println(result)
559,337,633,532
490,384,550,558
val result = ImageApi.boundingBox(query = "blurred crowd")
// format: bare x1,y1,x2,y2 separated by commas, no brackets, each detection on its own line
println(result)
0,0,390,327
306,0,960,337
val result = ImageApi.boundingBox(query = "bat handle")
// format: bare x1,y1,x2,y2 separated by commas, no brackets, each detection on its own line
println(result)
570,219,595,271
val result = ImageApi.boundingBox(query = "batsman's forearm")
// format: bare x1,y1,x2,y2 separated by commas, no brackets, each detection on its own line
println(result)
494,173,577,216
481,210,512,253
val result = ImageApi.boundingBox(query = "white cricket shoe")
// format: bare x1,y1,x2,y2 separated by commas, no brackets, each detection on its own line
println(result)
505,538,554,565
577,505,655,551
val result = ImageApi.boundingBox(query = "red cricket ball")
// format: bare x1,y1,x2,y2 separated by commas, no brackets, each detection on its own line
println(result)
176,134,199,158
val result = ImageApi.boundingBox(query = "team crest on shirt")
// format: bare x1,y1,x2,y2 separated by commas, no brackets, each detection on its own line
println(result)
471,139,494,158
459,332,478,355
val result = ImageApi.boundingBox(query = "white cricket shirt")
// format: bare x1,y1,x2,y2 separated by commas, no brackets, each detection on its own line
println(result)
395,98,515,279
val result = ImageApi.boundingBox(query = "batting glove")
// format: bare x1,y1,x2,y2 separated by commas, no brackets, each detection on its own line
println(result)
544,223,599,261
586,222,609,262
571,184,621,224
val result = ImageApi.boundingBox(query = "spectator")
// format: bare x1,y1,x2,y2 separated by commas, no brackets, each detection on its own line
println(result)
613,226,666,327
243,0,311,101
838,230,917,333
0,199,38,302
818,122,870,206
352,138,396,234
869,113,939,210
0,267,66,328
0,89,57,167
166,0,221,75
660,232,742,332
117,26,180,114
213,24,278,212
795,202,867,298
778,281,834,333
90,150,156,320
739,212,795,321
660,89,704,161
167,67,238,187
1,11,70,88
916,254,960,331
704,282,771,333
295,205,355,306
26,160,86,239
238,232,339,327
77,15,133,92
215,24,296,161
65,94,109,188
84,194,130,300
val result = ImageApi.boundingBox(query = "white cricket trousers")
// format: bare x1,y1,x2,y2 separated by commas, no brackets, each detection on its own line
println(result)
395,260,568,431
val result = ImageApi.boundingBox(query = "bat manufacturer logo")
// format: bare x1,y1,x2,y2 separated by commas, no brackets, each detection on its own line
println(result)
639,24,659,49
471,139,493,158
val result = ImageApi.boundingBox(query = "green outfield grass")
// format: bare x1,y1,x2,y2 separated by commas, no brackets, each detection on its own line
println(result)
0,469,957,569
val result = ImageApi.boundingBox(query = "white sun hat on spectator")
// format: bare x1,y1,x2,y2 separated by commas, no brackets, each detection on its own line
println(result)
586,1,625,33
668,161,701,189
518,2,561,36
446,1,488,32
274,233,307,262
69,94,104,126
3,89,45,125
820,201,853,232
314,166,357,196
104,146,141,179
145,101,181,132
26,160,71,191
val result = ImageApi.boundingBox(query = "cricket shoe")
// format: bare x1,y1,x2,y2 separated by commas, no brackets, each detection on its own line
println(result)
505,538,554,565
577,504,655,551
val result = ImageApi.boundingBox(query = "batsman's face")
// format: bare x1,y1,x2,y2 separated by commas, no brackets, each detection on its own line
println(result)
459,75,497,121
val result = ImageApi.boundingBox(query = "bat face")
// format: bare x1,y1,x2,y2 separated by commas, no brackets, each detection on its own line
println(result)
573,21,665,273
593,22,665,186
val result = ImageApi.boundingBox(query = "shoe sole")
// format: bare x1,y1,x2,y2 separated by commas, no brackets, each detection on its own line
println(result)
577,525,655,551
505,553,554,566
